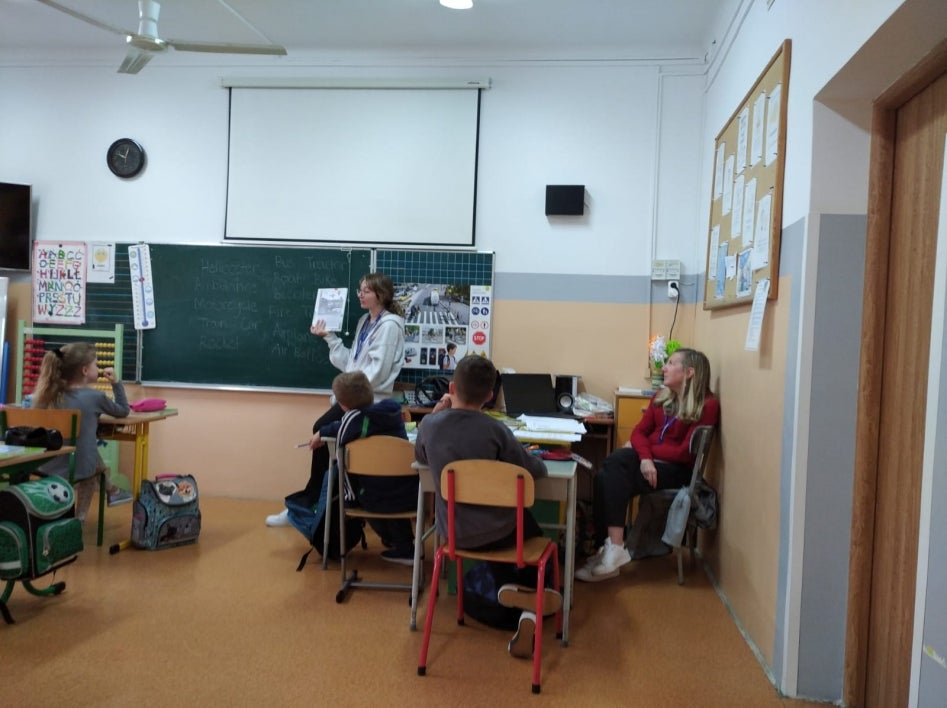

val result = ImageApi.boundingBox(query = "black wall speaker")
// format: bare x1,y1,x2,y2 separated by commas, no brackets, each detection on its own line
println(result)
545,185,585,216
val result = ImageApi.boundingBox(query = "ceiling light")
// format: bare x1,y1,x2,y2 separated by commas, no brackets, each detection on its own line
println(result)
440,0,473,9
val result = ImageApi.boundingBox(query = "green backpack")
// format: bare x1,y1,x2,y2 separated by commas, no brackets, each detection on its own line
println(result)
0,476,84,623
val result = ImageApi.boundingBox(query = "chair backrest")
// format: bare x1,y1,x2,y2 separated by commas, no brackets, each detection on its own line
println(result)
441,460,536,508
686,425,715,494
0,407,81,445
342,436,417,477
440,460,537,565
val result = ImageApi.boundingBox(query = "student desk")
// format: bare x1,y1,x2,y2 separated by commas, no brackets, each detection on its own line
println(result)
97,409,178,553
0,446,77,485
415,459,578,647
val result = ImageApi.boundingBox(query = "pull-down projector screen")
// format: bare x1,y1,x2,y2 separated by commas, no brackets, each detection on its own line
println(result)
225,87,481,246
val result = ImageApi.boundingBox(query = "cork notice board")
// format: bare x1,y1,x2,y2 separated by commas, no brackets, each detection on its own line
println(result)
704,40,790,310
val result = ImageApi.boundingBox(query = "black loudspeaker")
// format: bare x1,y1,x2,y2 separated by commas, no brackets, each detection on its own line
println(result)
555,375,580,413
545,185,585,216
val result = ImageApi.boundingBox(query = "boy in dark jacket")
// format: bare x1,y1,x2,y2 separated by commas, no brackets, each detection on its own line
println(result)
314,371,417,564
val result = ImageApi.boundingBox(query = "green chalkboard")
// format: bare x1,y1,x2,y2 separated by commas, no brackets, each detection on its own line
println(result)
141,244,371,389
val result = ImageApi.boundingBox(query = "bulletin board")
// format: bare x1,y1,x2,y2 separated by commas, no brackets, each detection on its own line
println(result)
703,40,791,310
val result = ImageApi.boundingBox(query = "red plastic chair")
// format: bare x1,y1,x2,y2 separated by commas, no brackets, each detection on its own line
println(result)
417,460,561,694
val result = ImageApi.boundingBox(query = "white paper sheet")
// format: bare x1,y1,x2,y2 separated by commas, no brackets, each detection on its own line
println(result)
313,287,348,331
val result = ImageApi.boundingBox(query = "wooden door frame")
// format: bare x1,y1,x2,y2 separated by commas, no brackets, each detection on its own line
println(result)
845,40,947,708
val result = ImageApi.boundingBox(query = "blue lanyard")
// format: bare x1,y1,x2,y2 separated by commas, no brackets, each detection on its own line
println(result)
658,414,677,443
353,316,380,361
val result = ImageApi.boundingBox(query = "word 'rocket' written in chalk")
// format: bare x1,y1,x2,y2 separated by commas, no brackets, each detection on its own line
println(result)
33,242,87,324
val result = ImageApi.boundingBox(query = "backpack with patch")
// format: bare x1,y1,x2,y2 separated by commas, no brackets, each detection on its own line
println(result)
131,474,201,550
288,412,368,570
286,464,365,570
0,476,83,623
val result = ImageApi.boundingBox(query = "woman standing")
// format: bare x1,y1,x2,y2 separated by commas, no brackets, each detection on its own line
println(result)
576,348,720,581
266,272,406,526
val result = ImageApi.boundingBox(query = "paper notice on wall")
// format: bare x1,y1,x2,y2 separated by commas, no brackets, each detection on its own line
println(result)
736,106,749,173
745,278,771,351
707,224,720,280
87,242,115,284
714,142,725,200
751,92,765,167
33,241,86,324
765,84,782,167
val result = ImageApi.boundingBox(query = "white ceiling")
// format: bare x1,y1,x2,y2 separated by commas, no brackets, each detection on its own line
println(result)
0,0,727,67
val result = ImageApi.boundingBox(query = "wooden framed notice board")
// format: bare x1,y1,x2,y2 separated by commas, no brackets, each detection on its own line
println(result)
704,39,790,310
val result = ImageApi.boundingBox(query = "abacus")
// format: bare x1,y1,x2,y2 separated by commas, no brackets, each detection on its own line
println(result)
15,321,124,402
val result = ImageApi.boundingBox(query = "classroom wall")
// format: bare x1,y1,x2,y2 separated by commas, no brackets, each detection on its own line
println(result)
697,0,946,701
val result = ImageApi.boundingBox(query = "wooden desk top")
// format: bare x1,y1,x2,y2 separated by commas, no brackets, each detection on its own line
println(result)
0,445,76,469
100,409,179,425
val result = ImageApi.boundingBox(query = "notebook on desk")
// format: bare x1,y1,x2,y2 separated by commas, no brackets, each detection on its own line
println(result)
502,373,578,419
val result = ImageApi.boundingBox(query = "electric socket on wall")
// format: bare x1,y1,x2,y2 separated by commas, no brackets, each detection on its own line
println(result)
668,281,679,299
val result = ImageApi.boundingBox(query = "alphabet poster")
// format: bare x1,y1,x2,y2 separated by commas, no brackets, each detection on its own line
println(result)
32,241,87,324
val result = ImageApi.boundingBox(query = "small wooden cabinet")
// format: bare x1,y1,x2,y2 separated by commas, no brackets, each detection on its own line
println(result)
614,393,651,449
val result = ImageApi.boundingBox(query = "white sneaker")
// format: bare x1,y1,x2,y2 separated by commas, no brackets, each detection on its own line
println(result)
574,539,629,582
575,545,613,582
265,508,290,527
593,538,631,576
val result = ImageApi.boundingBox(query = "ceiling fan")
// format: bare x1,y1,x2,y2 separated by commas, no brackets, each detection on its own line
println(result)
35,0,287,74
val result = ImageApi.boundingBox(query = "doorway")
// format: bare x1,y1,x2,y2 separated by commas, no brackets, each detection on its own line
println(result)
847,48,947,707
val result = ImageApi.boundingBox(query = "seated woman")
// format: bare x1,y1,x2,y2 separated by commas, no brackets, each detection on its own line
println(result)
576,347,720,582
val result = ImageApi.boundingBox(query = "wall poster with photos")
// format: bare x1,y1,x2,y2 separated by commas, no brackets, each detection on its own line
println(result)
376,249,494,375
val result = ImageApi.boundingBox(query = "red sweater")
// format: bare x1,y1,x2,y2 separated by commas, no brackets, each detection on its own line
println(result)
630,393,720,466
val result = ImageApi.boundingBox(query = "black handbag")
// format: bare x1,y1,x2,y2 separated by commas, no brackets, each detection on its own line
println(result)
4,426,64,451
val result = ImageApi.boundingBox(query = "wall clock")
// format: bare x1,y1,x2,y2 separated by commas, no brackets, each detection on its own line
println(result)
107,138,146,178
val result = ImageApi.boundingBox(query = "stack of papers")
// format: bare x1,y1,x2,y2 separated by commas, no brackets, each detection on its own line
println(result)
512,415,586,443
0,444,28,458
617,387,655,396
513,430,582,443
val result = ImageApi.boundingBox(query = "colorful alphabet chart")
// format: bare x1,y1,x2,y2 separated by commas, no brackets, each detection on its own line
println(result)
32,241,87,324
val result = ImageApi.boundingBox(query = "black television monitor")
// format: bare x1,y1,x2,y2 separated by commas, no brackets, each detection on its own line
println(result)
0,182,32,271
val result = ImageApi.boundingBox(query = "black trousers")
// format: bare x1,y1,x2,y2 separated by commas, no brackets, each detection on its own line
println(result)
592,447,690,547
468,511,547,589
302,403,345,499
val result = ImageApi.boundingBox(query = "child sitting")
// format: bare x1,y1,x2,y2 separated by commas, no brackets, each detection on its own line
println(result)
31,342,133,521
415,355,561,658
308,371,418,565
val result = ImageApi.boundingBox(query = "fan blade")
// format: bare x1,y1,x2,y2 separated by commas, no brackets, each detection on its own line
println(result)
118,47,154,75
165,39,287,56
34,0,134,39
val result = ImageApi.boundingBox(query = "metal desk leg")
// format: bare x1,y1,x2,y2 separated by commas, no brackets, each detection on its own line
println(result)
109,423,149,555
562,473,576,647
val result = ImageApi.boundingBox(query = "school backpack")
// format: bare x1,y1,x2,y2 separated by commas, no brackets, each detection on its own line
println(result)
0,476,83,623
287,460,365,571
131,474,201,550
